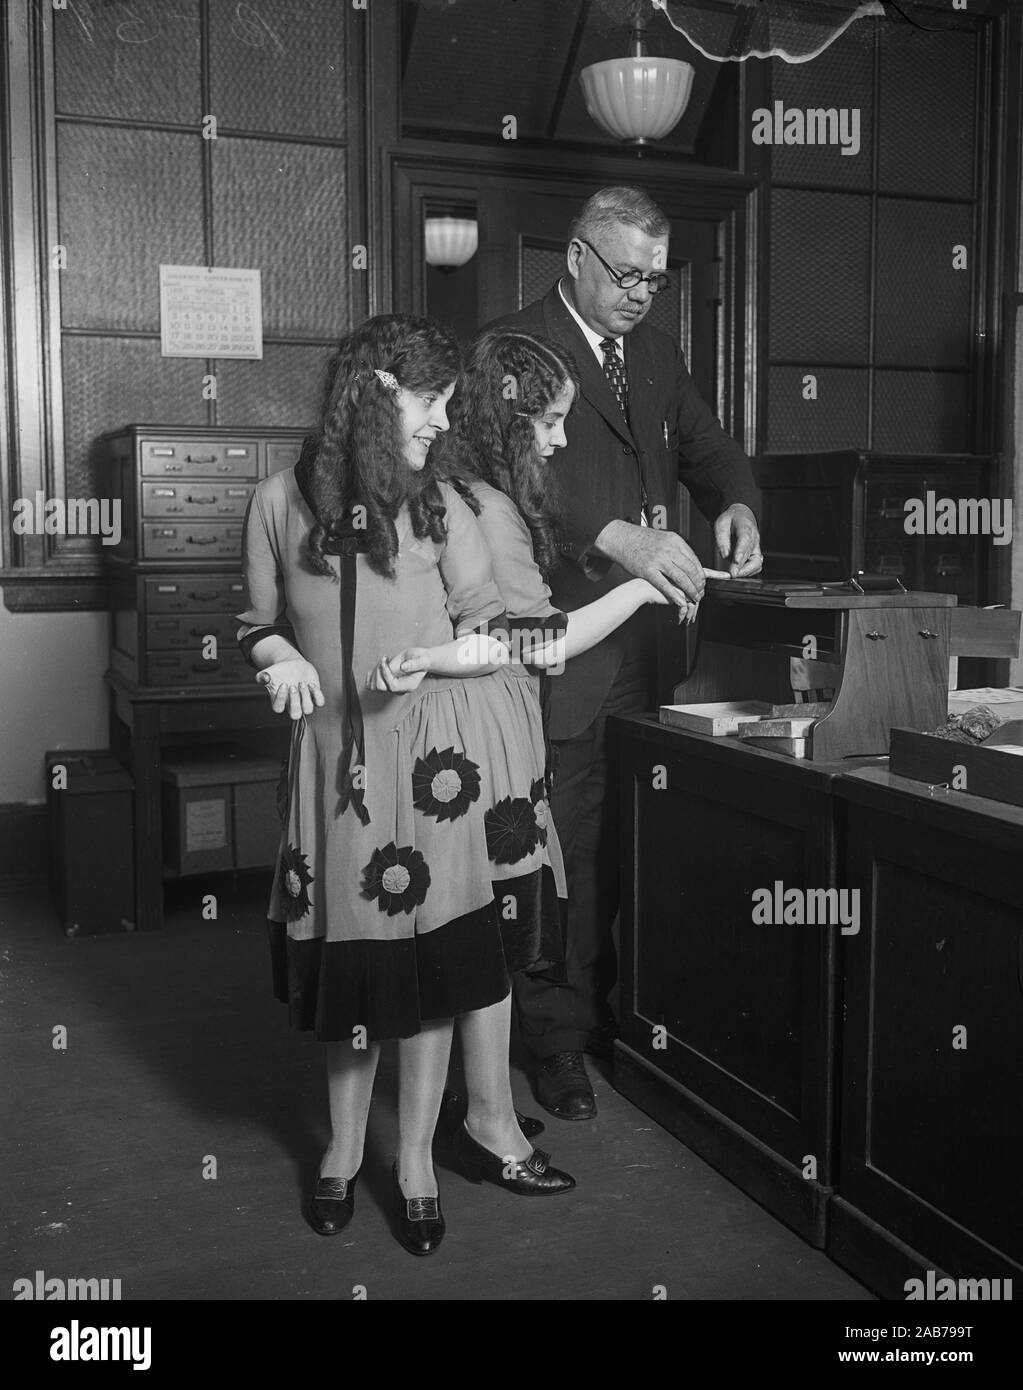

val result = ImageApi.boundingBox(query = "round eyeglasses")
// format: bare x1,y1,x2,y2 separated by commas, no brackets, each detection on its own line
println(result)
579,238,671,294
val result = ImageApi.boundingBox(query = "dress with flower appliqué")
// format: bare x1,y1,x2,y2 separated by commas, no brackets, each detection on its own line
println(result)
236,469,565,1042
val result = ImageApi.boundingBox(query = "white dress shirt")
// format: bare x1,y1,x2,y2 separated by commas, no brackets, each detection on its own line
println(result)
558,279,623,368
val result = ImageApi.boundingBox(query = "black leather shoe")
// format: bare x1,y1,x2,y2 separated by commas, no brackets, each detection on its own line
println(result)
437,1088,545,1141
391,1165,445,1256
535,1052,596,1120
307,1172,358,1236
453,1123,575,1196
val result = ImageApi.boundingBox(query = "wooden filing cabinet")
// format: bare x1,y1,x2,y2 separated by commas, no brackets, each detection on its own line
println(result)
102,424,306,689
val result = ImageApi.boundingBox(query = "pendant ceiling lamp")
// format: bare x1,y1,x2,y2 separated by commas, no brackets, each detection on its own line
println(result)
580,7,694,147
423,216,478,271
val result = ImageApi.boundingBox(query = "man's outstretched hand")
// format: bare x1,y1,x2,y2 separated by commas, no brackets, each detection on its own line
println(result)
594,520,705,605
714,503,762,578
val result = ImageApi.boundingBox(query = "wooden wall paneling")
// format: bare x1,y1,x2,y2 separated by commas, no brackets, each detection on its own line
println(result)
364,0,401,319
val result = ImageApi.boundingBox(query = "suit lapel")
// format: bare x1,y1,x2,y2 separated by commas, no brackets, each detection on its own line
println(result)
541,286,635,448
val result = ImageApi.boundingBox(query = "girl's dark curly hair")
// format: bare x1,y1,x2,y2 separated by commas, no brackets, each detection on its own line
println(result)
436,328,580,577
300,314,461,579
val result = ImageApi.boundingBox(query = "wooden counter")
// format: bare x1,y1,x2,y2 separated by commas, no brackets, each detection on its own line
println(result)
612,713,882,1247
831,768,1023,1295
614,716,1022,1290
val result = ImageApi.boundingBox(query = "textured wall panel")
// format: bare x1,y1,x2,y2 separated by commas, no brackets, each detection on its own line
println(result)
57,126,205,333
209,0,346,139
878,26,976,199
875,199,973,370
765,366,869,453
520,245,682,345
873,370,969,454
769,190,871,362
211,139,348,340
61,337,207,499
520,245,562,311
53,0,201,125
770,23,875,190
215,345,329,428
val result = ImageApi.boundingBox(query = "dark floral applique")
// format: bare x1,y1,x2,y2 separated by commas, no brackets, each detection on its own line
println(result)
412,746,482,823
529,777,550,848
484,796,540,866
363,842,431,916
278,844,313,921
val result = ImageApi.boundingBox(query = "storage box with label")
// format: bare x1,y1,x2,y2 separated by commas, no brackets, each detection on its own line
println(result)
161,744,282,876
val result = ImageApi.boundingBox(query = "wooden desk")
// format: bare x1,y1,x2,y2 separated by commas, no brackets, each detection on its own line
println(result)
613,713,882,1246
105,671,287,931
831,768,1023,1295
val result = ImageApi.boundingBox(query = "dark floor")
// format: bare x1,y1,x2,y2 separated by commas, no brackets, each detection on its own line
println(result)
1,876,872,1302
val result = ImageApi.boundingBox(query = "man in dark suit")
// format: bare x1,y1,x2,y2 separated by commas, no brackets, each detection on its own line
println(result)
493,186,763,1120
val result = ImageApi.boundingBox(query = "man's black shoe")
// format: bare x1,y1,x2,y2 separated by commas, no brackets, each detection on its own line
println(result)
535,1052,596,1120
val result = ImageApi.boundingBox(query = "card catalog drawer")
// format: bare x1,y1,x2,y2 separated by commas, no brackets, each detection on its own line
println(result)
147,649,251,686
142,482,254,519
140,440,258,478
142,523,243,560
146,612,244,651
145,577,246,612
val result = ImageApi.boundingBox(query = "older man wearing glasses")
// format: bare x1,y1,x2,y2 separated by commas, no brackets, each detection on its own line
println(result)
491,185,763,1121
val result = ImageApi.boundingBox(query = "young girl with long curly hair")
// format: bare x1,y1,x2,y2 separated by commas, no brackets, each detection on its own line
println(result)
236,315,576,1259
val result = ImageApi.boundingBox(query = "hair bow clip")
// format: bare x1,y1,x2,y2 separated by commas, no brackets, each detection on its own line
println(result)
374,369,399,392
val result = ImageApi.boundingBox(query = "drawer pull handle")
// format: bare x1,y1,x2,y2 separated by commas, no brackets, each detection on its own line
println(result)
918,629,938,640
865,631,887,641
185,454,217,464
188,590,218,600
186,494,216,504
186,535,220,545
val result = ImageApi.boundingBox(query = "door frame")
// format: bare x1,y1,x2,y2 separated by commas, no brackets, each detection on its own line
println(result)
384,143,762,455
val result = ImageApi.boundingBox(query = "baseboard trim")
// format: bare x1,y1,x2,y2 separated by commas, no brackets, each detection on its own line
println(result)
0,804,48,883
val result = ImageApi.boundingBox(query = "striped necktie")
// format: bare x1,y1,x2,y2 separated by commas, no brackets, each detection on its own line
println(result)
600,337,628,420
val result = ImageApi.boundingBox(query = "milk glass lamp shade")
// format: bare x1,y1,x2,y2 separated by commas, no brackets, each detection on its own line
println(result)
580,55,694,144
423,216,478,270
